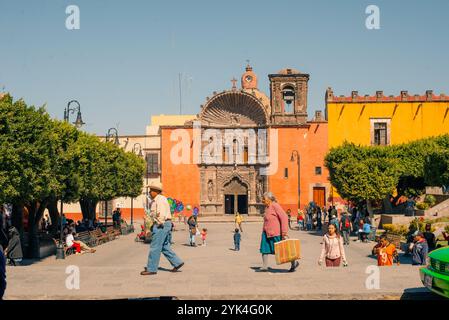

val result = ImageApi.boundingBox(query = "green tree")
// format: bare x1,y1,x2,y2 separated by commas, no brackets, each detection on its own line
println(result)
424,150,449,187
0,95,60,255
329,156,401,203
73,134,145,220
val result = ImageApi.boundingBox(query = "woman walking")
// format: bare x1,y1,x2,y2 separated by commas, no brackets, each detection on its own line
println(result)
258,192,299,272
187,215,198,247
318,223,348,267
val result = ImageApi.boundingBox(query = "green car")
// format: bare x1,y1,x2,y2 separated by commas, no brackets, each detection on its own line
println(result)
420,247,449,298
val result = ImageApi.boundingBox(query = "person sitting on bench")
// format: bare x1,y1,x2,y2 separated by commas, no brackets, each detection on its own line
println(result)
66,232,95,254
358,219,371,242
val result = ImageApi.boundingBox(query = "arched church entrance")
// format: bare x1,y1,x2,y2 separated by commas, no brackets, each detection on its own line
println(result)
223,177,248,214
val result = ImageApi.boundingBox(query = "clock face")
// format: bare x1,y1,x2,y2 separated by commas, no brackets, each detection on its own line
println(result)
245,75,253,82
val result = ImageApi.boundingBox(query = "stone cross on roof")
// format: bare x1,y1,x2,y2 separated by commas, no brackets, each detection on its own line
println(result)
231,77,237,89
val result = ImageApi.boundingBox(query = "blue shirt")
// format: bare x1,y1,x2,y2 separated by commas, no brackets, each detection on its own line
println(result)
363,223,371,233
234,233,241,243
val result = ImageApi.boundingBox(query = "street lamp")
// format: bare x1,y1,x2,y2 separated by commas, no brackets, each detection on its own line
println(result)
106,127,120,146
290,150,301,214
131,143,143,227
55,197,66,260
104,127,120,227
57,100,85,259
64,100,85,128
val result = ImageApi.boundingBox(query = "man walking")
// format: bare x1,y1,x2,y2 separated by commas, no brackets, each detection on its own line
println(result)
340,212,352,245
141,182,184,276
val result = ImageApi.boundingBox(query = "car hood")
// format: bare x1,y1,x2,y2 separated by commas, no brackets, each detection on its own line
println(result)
429,247,449,262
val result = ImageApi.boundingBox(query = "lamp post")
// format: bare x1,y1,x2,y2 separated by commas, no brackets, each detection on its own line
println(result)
64,100,85,128
290,150,301,213
105,128,120,226
56,100,85,259
55,198,65,259
131,143,143,227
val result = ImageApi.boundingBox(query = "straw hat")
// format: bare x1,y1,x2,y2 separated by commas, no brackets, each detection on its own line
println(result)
147,181,163,192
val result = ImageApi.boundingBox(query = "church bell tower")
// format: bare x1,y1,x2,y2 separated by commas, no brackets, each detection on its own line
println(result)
268,68,309,125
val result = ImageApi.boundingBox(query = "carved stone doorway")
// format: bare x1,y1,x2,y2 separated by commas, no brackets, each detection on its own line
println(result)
223,177,248,214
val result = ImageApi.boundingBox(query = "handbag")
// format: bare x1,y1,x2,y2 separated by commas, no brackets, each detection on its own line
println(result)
274,239,301,265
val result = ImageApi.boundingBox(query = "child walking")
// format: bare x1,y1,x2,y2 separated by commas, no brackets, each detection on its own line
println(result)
234,228,241,251
200,228,208,246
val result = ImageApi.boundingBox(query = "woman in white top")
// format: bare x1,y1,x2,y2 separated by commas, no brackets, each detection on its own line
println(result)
318,224,347,267
66,232,95,254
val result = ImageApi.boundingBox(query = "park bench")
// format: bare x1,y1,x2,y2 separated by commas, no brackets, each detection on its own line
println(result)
75,231,95,247
385,231,402,249
90,228,109,245
120,220,134,235
106,226,120,241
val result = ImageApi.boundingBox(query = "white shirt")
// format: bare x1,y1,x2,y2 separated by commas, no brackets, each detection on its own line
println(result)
66,234,74,247
149,194,172,225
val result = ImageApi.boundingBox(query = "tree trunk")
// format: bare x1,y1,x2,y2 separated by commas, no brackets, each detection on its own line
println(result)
80,199,98,221
366,199,374,217
11,203,24,234
47,199,60,236
27,200,48,258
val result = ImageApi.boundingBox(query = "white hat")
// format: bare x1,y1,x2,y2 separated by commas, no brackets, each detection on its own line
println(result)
147,181,163,192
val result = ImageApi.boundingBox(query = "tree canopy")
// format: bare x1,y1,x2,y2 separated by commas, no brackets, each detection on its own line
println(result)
325,135,449,203
0,94,145,255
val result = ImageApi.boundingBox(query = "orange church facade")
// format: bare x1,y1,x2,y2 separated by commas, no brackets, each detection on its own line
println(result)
160,66,331,215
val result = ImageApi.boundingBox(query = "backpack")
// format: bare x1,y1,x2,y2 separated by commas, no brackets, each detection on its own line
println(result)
344,217,350,229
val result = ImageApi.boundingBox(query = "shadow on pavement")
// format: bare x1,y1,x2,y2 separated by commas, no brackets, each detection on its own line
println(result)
401,287,446,300
249,266,291,274
9,259,41,266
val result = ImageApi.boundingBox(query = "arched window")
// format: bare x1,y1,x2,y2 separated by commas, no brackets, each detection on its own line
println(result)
282,86,295,113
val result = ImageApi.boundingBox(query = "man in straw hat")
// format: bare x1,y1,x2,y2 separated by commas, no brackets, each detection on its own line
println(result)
141,181,184,275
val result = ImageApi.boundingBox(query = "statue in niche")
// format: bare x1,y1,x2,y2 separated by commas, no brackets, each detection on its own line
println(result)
256,179,263,203
207,180,214,202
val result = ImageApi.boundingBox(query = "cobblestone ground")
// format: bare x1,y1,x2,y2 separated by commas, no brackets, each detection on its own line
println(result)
3,222,439,300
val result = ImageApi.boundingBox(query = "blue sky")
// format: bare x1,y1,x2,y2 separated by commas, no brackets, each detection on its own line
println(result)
1,0,448,135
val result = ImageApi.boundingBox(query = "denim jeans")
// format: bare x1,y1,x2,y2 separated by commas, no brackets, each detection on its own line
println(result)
189,233,196,245
342,230,350,244
234,241,240,251
146,221,183,273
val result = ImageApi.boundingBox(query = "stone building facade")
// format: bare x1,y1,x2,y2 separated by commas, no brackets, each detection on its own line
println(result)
159,65,330,216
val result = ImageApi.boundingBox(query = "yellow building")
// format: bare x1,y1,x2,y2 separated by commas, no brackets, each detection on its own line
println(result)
326,88,449,148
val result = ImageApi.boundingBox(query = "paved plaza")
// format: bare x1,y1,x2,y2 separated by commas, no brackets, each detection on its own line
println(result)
3,222,437,300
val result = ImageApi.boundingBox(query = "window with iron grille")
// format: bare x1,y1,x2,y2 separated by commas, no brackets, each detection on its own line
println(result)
373,122,388,146
315,166,322,175
146,153,159,174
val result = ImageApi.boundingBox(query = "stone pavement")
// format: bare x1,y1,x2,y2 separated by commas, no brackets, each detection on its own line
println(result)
3,222,436,300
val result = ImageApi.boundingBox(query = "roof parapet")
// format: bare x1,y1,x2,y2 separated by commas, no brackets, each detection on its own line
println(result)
326,89,449,103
